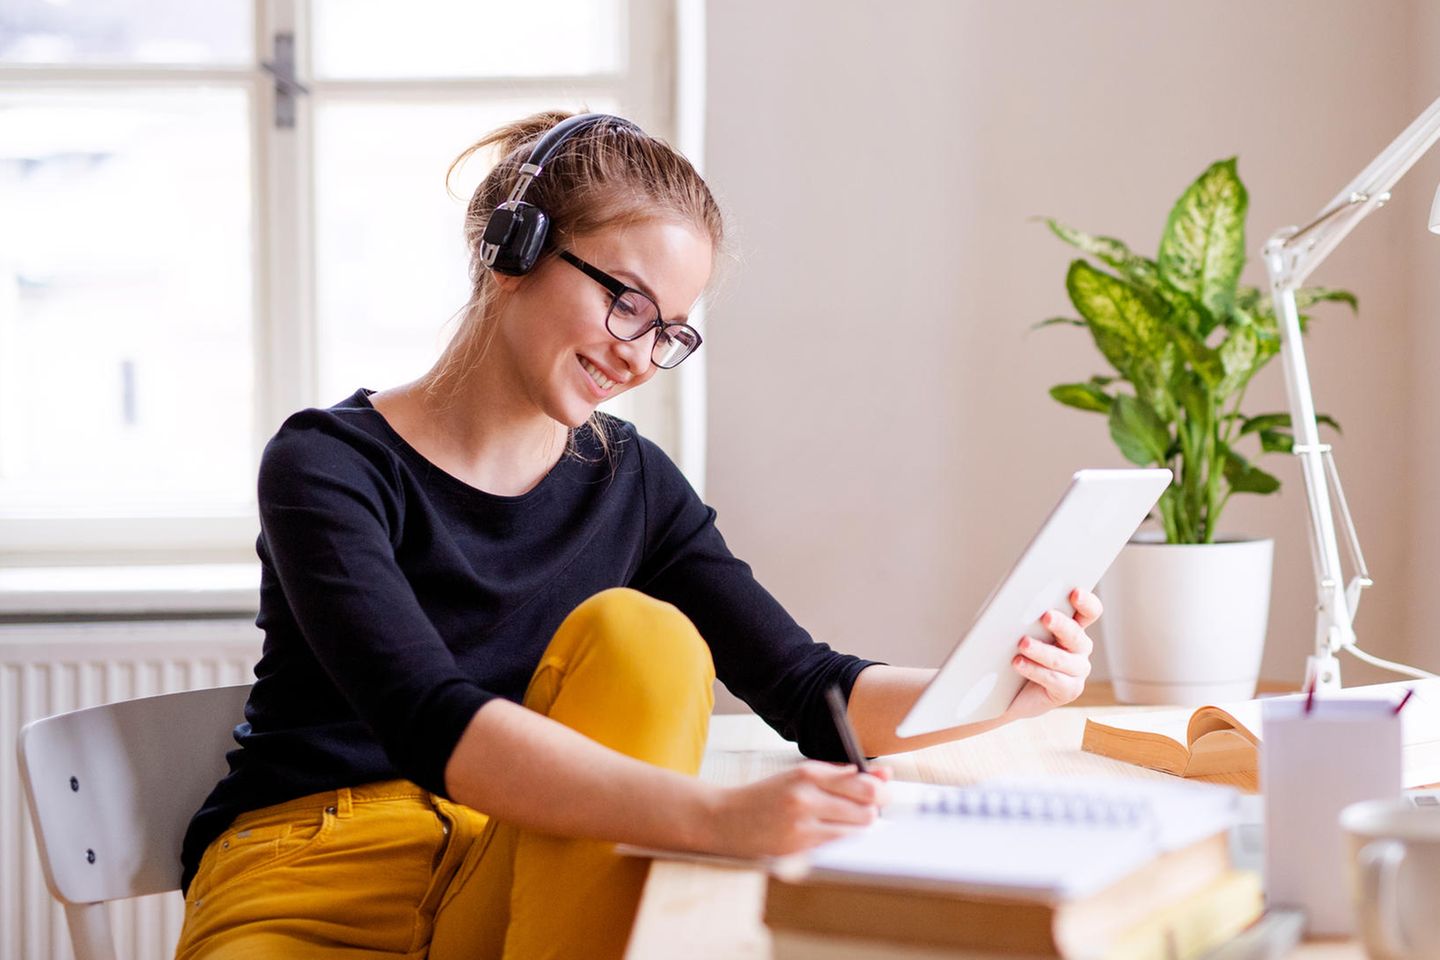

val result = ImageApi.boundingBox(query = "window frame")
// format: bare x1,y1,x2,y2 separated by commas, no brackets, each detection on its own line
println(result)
0,0,698,567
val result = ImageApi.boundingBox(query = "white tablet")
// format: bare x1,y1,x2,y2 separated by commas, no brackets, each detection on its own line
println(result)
895,468,1172,738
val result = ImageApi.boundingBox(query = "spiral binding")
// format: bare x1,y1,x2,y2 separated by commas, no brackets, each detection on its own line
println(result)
910,784,1151,828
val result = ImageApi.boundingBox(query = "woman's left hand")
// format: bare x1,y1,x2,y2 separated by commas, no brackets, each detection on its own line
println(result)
1001,588,1100,722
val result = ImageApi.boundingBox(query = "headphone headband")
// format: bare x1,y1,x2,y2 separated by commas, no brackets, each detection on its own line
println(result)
481,112,644,275
506,113,645,204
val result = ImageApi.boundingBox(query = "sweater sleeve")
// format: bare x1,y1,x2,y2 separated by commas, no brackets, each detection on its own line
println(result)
255,413,496,795
629,434,884,761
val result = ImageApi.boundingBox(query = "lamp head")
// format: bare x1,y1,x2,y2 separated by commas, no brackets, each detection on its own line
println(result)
1429,180,1440,234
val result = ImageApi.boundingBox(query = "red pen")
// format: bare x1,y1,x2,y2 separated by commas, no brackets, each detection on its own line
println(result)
1394,688,1415,715
1304,675,1318,715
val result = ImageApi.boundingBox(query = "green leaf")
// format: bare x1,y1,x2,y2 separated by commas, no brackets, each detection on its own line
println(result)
1031,316,1087,331
1216,326,1259,397
1236,285,1358,319
1045,219,1161,288
1176,378,1210,426
1239,413,1288,435
1294,287,1359,312
1065,260,1174,411
1222,445,1282,494
1157,158,1249,323
1239,412,1342,435
1109,394,1171,465
1050,382,1114,413
1168,327,1223,388
1259,429,1293,453
1235,285,1264,313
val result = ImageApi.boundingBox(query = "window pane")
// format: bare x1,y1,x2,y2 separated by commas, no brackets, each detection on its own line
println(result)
312,0,623,79
312,97,617,404
0,0,252,66
0,89,255,516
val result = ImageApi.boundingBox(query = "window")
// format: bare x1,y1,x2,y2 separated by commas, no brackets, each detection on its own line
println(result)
0,0,688,565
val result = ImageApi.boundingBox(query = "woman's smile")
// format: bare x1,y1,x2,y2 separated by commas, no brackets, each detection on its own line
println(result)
579,355,618,394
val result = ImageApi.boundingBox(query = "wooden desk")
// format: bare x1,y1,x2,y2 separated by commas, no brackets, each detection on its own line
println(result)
624,700,1361,960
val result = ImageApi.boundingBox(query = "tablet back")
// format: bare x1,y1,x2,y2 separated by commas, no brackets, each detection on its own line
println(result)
896,468,1171,738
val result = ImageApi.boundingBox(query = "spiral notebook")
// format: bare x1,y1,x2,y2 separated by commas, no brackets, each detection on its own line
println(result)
620,775,1240,904
802,776,1240,902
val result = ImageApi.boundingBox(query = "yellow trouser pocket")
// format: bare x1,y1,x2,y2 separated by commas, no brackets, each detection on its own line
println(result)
188,804,333,906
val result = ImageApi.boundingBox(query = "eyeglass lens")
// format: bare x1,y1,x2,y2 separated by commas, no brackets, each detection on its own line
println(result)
607,290,699,368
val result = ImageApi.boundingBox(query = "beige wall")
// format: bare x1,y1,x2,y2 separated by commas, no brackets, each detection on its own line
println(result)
703,0,1440,711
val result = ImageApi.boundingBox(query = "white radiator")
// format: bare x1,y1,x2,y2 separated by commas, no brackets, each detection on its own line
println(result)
1,619,260,960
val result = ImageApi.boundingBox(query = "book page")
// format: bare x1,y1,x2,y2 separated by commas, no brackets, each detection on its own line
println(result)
1086,708,1191,744
806,815,1155,901
1194,702,1262,744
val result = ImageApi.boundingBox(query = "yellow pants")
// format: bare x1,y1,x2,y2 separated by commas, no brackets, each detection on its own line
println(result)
174,588,716,960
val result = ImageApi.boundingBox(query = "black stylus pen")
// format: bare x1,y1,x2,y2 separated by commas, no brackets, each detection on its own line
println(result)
824,684,869,774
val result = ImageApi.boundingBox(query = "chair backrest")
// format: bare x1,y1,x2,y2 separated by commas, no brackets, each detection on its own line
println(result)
16,684,250,958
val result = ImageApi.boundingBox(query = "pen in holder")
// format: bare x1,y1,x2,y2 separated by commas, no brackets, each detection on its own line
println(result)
1261,691,1404,936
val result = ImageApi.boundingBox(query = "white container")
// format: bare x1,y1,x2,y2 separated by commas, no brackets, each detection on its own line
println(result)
1098,533,1274,705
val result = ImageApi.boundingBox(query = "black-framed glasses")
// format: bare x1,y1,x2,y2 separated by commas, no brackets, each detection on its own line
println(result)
556,250,703,369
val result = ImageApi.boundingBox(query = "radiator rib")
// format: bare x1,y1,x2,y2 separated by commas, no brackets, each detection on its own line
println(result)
2,619,258,960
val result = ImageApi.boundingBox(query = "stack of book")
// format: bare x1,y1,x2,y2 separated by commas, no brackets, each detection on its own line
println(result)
764,777,1261,960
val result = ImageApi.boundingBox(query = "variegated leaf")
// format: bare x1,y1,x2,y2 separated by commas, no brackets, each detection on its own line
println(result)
1158,158,1248,322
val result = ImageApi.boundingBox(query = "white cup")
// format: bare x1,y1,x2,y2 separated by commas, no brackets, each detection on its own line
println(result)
1341,798,1440,960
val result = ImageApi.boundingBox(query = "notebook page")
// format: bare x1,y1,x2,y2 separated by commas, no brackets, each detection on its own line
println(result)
814,777,1240,901
807,814,1154,901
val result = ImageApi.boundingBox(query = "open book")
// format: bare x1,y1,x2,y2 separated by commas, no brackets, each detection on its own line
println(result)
1082,678,1440,790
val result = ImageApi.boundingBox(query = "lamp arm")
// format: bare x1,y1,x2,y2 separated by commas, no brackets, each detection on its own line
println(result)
1263,278,1351,692
1263,92,1440,691
1269,94,1440,289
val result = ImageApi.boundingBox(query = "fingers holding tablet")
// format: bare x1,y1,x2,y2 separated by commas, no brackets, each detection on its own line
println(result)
1070,588,1103,629
1015,631,1091,684
1042,606,1095,658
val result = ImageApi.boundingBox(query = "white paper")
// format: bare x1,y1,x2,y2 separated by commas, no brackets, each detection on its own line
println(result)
811,775,1239,901
1261,698,1403,937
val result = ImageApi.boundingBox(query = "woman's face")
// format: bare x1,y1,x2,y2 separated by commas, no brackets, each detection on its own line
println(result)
492,219,713,429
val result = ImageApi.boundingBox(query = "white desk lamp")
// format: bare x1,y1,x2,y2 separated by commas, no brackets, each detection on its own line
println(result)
1264,96,1440,692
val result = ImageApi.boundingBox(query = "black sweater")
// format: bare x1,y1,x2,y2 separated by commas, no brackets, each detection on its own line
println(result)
181,389,878,890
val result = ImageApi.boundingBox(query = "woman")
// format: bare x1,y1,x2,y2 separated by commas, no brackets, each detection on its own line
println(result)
175,111,1099,960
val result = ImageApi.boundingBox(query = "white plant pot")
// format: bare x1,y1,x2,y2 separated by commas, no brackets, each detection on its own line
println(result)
1098,533,1274,705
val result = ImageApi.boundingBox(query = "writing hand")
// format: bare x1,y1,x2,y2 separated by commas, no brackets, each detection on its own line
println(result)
705,762,893,858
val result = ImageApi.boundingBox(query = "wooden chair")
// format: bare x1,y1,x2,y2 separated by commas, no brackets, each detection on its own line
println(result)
16,684,250,960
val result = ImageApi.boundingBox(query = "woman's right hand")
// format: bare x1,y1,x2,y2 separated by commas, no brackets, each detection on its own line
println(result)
704,761,891,859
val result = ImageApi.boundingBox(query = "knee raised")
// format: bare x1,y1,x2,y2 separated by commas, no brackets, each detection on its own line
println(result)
566,588,715,690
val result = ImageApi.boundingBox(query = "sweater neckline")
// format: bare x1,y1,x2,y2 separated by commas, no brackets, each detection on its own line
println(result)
350,388,575,505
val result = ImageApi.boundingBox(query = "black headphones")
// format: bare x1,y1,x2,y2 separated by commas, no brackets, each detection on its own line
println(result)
479,113,643,276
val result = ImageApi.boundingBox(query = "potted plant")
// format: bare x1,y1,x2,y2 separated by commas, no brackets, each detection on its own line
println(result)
1040,158,1354,704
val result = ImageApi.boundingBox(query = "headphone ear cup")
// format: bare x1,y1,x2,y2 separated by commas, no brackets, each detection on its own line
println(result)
487,201,550,276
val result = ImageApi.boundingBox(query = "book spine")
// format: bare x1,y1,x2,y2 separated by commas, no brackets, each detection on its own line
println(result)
771,929,1056,960
765,877,1063,955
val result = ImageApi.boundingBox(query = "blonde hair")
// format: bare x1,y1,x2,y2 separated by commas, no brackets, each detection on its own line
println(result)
424,110,725,456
